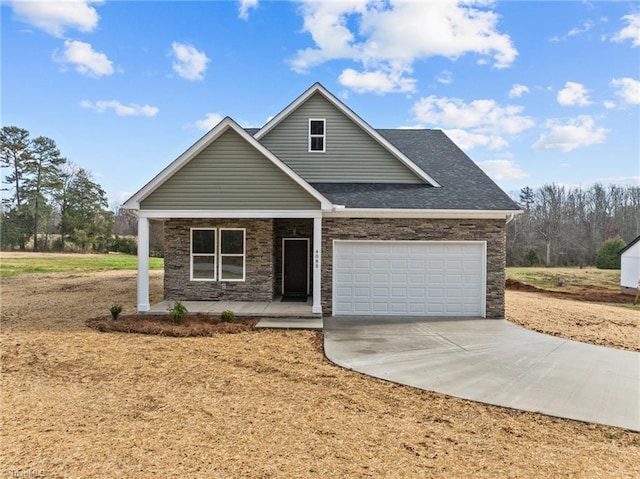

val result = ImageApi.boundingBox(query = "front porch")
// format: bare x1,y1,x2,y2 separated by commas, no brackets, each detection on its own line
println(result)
136,213,323,315
145,298,323,329
145,297,319,317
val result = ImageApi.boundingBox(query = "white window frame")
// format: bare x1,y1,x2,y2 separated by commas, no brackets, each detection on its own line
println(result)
190,228,217,281
219,228,246,282
190,227,246,282
308,118,326,153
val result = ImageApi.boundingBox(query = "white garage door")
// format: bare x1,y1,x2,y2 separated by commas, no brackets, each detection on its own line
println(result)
333,241,486,317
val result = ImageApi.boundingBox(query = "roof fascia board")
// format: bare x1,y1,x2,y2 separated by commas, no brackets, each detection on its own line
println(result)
138,210,323,219
254,83,441,187
324,208,523,219
122,117,333,211
619,234,640,255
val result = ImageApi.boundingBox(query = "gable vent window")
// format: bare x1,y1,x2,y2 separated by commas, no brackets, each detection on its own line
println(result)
309,119,326,152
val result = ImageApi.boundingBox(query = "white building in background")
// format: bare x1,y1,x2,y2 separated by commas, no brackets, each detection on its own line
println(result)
620,235,640,294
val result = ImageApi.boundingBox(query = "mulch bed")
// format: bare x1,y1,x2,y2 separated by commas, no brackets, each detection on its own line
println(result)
505,278,632,304
86,314,258,337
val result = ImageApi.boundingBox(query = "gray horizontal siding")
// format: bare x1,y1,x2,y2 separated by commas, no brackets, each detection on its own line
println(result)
140,129,320,210
260,92,422,184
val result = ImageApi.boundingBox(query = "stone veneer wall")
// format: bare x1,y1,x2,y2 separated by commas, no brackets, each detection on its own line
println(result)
321,218,507,318
164,218,274,301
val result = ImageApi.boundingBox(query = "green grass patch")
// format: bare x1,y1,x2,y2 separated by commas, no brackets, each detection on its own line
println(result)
506,267,620,292
0,253,163,278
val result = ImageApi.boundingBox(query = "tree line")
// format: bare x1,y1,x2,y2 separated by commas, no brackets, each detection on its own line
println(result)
507,183,640,267
1,126,121,252
3,125,637,263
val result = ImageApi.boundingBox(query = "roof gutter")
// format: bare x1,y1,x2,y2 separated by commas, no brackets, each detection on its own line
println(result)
325,208,524,219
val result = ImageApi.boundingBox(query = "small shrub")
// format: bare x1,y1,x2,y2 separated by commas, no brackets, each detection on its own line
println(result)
221,310,235,323
110,304,123,320
169,301,188,324
595,236,626,270
110,236,138,255
522,248,541,267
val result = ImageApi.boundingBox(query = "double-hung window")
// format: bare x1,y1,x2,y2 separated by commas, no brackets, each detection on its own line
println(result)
219,229,245,281
308,119,326,152
191,228,245,282
191,228,216,280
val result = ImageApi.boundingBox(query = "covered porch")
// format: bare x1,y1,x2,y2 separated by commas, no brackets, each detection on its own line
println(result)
135,212,324,315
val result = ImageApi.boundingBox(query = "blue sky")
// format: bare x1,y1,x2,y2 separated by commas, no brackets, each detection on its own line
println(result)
2,0,639,207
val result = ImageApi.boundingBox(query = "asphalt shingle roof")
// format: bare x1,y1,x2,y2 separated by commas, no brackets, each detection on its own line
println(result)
311,130,520,211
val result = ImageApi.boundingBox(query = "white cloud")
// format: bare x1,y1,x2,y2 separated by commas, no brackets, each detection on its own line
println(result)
338,68,416,94
412,96,533,151
110,190,133,206
550,20,595,42
610,77,640,105
80,100,159,117
508,83,529,98
476,159,529,181
436,70,453,85
54,40,113,77
557,81,592,107
171,42,210,81
192,112,224,131
10,0,102,37
413,95,534,135
612,13,640,47
595,175,640,185
238,0,258,20
603,100,616,109
290,1,517,93
444,129,508,151
568,20,594,37
533,115,608,152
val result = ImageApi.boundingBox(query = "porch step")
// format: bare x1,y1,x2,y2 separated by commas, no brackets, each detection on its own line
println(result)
256,317,323,330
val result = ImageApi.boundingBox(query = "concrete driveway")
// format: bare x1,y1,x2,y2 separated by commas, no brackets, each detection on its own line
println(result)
324,316,640,431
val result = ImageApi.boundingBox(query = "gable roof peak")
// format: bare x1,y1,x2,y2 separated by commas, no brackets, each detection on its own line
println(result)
255,83,441,187
122,114,332,210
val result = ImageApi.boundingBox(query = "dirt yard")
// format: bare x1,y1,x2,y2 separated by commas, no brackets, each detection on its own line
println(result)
1,270,639,478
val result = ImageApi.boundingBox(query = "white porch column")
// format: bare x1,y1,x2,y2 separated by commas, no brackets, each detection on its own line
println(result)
312,216,322,314
137,216,150,312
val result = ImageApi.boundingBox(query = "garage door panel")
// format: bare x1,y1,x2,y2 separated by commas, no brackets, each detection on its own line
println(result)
354,258,372,269
391,273,407,283
372,302,389,313
391,287,407,297
373,273,390,283
390,303,409,313
372,259,390,269
334,241,485,317
409,302,427,314
409,259,426,270
354,287,370,297
428,259,444,269
409,287,424,298
373,287,389,297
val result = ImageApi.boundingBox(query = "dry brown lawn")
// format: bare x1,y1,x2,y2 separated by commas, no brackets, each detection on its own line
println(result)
1,270,639,478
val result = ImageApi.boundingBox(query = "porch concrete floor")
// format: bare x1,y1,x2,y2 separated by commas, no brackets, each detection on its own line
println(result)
145,298,319,318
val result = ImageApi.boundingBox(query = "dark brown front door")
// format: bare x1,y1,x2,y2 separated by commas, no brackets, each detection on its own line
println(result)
283,239,308,297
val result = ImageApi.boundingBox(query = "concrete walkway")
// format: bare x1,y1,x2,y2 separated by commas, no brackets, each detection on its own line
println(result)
324,316,640,431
